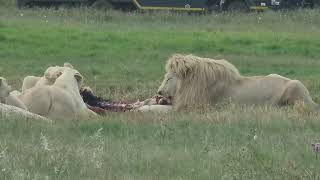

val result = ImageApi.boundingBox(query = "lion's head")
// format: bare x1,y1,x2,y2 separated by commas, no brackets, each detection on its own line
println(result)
43,62,74,84
157,54,241,109
0,77,12,99
54,67,84,90
157,72,178,98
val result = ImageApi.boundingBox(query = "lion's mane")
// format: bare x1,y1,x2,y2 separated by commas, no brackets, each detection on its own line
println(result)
166,54,242,108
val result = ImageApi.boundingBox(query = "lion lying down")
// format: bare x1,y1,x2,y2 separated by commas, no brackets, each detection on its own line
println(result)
157,54,318,110
21,63,74,93
1,63,76,112
0,77,50,121
2,63,96,119
19,67,97,120
7,62,171,119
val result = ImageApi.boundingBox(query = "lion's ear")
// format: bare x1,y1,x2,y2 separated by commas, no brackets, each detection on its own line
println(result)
74,72,83,83
64,62,73,69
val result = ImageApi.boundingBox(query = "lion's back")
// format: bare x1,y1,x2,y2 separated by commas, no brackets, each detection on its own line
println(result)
21,86,52,116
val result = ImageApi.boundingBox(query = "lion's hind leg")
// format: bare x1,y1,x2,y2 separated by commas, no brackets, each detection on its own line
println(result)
5,93,27,110
278,80,318,110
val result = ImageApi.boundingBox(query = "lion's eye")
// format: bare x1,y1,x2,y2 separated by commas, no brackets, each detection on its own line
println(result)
166,78,172,83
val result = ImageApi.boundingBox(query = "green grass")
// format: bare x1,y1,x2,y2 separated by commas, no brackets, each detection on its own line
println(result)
1,7,320,179
1,107,320,179
0,0,15,8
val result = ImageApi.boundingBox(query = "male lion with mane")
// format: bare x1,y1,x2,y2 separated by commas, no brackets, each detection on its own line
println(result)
157,54,318,110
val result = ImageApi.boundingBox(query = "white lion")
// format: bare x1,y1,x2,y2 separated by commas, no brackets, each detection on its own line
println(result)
0,77,27,110
21,62,73,93
20,67,97,120
157,54,318,110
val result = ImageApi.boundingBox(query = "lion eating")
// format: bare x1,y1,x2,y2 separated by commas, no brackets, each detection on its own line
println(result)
157,54,318,110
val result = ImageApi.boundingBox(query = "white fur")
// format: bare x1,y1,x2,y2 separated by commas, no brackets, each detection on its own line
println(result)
0,77,27,110
4,93,28,110
158,54,318,110
20,68,97,120
21,62,74,93
137,105,172,112
22,76,41,93
0,103,50,122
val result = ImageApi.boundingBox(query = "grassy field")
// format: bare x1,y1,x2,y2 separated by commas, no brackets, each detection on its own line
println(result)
1,6,320,179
